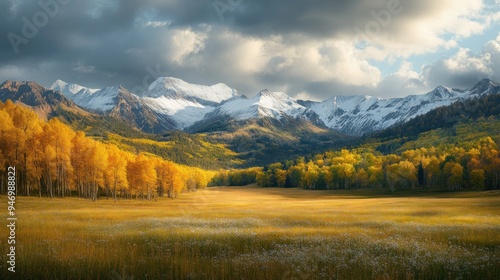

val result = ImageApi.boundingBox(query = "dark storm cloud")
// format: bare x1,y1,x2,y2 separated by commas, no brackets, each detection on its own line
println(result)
0,0,497,98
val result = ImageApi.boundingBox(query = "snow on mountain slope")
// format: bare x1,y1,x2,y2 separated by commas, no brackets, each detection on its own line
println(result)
145,77,237,103
48,77,499,135
142,96,215,129
56,83,123,113
51,79,119,112
208,89,307,120
309,85,472,135
468,79,500,96
141,77,239,128
79,86,124,112
50,80,98,97
51,77,239,129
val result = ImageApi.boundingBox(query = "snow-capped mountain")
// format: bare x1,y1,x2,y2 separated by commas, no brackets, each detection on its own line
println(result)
51,77,239,130
139,77,238,129
107,86,176,132
51,80,99,97
51,80,119,112
145,77,237,103
308,79,499,135
469,78,500,96
77,85,123,112
308,86,465,136
142,96,215,129
208,89,308,120
47,77,500,136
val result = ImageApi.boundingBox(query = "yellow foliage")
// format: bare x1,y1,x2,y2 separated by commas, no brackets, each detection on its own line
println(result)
0,102,214,200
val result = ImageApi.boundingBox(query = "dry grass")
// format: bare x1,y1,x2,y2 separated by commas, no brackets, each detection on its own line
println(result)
1,186,499,279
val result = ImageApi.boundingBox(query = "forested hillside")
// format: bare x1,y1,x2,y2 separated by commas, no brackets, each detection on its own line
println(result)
215,135,500,191
370,93,500,153
213,97,500,191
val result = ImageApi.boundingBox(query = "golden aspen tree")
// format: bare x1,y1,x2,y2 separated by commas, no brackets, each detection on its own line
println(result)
127,153,157,200
25,119,43,196
336,163,355,189
397,160,418,189
40,139,57,198
126,156,140,199
105,144,129,201
171,164,187,198
444,162,464,191
188,168,211,190
386,163,400,192
425,156,441,188
194,169,211,189
71,132,107,200
353,168,369,188
287,165,304,188
1,101,43,195
0,101,24,188
368,165,384,188
40,119,75,197
275,169,287,188
0,109,15,193
87,141,108,201
71,131,87,198
303,162,319,189
156,160,182,198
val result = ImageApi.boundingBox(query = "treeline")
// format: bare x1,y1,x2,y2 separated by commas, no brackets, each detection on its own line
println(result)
372,94,500,153
0,101,214,200
210,167,262,186
213,138,500,191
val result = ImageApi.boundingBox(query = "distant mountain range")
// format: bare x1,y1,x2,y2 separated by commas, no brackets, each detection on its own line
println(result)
1,77,500,168
2,77,500,137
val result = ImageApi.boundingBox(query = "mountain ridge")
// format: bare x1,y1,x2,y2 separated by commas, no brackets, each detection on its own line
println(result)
3,78,500,136
1,78,499,169
0,80,84,120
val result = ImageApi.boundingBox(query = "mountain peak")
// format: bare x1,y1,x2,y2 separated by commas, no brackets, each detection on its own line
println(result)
1,80,44,91
477,78,496,85
0,80,47,97
470,79,500,96
203,89,306,122
255,89,291,100
51,79,67,88
426,85,455,100
145,76,237,103
50,79,99,97
476,78,499,88
258,89,272,95
0,80,75,117
57,84,125,113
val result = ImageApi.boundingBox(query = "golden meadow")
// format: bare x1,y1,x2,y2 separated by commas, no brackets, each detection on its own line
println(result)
1,187,499,279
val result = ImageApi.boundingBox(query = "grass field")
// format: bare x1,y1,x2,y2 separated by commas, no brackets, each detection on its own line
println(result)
1,186,500,279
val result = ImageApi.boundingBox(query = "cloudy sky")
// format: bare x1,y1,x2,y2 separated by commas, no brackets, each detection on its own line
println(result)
1,0,500,100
